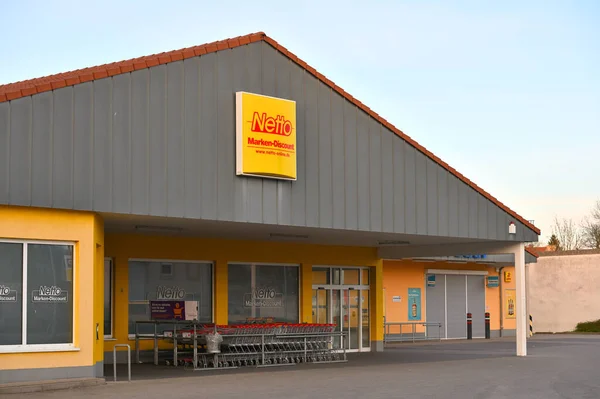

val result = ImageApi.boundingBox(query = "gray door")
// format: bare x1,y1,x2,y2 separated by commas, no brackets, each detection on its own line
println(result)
467,275,486,338
426,274,446,339
446,275,467,339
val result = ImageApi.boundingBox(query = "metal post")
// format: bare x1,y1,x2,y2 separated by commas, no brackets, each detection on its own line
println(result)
303,336,307,362
154,322,158,366
173,322,178,367
412,323,416,343
261,334,265,366
113,344,131,382
529,314,534,337
485,312,491,339
135,323,140,364
467,313,473,340
439,323,442,341
193,323,197,369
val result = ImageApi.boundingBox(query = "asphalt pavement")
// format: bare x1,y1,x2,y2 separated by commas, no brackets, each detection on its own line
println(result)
14,335,600,399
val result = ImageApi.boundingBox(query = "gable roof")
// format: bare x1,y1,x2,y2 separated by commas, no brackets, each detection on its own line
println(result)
0,32,540,236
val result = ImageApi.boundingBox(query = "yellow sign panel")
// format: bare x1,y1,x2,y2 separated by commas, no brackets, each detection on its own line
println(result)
504,270,512,283
505,289,516,319
236,92,297,180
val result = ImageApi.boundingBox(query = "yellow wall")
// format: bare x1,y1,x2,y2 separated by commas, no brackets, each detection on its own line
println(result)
104,233,384,353
0,206,102,371
500,266,516,331
383,260,513,333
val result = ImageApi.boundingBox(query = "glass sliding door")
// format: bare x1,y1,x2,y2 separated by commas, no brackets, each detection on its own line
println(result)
312,266,371,352
312,289,329,324
346,289,360,350
361,290,370,348
332,289,341,349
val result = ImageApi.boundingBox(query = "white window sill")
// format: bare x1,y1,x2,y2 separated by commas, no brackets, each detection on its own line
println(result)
0,345,80,354
104,337,117,341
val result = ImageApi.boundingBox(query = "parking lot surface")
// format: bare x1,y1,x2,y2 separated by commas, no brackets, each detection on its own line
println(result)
16,335,600,399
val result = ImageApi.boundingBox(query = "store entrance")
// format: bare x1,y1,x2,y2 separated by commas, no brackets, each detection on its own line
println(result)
312,267,370,352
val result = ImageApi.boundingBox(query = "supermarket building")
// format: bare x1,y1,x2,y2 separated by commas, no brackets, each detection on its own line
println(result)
0,32,539,384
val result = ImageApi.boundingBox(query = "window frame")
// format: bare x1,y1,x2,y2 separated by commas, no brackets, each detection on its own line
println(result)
0,238,78,354
227,262,301,324
104,258,114,339
127,258,214,339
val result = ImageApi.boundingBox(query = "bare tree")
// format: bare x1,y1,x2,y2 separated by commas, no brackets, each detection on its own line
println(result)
581,200,600,249
552,217,582,251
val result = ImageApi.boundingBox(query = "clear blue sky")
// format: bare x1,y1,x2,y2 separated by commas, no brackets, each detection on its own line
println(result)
2,0,598,242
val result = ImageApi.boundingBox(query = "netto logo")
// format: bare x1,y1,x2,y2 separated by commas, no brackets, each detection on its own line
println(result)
250,112,293,136
252,287,277,299
39,286,62,296
0,285,10,296
156,286,186,300
0,285,17,302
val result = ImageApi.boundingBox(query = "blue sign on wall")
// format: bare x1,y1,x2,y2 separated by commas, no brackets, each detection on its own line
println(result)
487,276,500,288
427,274,436,287
408,288,422,321
457,254,488,260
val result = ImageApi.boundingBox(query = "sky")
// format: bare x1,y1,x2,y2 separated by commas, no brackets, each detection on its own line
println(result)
1,0,598,243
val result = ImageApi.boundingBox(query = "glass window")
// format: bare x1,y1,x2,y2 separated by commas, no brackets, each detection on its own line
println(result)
228,264,252,323
343,269,360,285
228,264,299,324
0,242,23,346
312,267,329,285
104,259,113,337
362,268,370,285
27,244,74,345
128,261,213,334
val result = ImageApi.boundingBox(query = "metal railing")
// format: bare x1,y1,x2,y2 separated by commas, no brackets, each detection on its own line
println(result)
384,322,443,343
113,344,131,382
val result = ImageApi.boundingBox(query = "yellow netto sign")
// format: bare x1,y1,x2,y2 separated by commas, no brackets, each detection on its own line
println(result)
236,92,297,180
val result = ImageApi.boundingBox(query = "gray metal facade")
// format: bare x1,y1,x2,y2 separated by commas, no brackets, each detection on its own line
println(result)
0,41,537,242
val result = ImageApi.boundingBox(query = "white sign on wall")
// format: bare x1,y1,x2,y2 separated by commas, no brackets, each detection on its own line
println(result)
244,287,284,308
0,285,18,302
32,286,69,303
392,296,401,303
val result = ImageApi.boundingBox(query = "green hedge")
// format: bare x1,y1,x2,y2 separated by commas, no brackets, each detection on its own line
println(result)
575,320,600,332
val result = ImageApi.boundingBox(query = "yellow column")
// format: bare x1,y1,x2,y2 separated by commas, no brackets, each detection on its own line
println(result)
112,255,129,345
214,260,228,325
92,214,105,372
370,259,384,351
301,264,313,323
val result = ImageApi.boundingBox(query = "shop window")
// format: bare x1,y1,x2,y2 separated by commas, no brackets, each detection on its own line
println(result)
0,240,74,351
312,267,330,285
127,261,213,335
361,268,370,285
343,269,360,285
0,242,23,346
228,264,299,324
104,259,113,338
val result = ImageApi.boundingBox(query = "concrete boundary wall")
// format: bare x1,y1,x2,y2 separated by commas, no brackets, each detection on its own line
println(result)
528,252,600,333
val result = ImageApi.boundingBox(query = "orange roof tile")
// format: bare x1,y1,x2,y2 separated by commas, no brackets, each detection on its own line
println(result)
0,32,540,236
525,247,540,258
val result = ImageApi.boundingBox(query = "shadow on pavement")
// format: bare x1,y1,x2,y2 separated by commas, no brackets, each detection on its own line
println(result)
105,338,536,382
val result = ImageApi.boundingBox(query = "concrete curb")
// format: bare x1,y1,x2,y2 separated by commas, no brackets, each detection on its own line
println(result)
0,377,105,395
